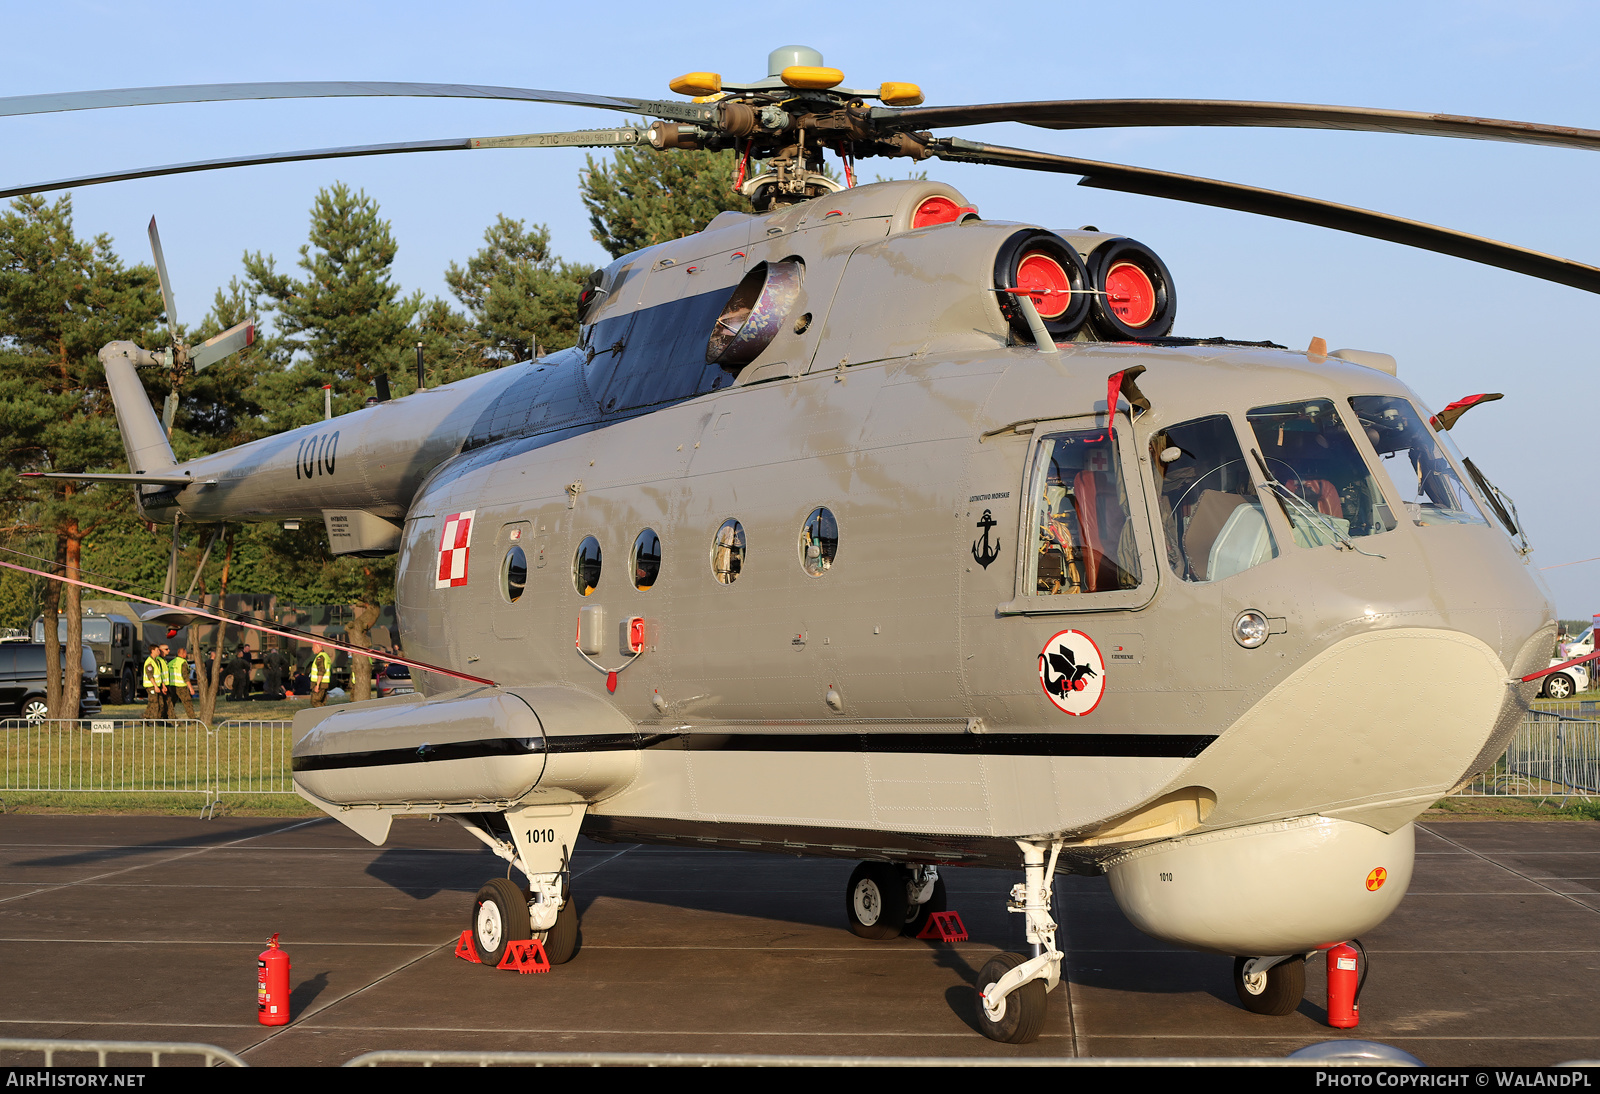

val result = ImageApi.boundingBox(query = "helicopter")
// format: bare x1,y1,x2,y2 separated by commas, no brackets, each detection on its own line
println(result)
5,44,1580,1044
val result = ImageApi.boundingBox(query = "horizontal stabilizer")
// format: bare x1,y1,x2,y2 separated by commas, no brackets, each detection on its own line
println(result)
22,471,213,487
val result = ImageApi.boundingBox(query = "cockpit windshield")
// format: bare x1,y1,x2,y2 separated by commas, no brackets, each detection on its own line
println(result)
1348,396,1486,527
1150,414,1277,583
1246,398,1394,546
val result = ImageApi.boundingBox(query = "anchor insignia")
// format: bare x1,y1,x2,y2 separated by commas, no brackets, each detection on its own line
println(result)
972,509,1001,569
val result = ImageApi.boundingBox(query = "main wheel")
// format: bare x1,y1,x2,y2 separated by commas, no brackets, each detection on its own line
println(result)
976,952,1048,1044
845,862,909,940
1233,955,1305,1015
1544,674,1575,700
903,873,948,938
471,878,530,968
537,898,580,965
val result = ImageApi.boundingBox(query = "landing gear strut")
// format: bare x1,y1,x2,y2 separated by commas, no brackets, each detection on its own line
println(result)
456,804,586,967
975,841,1063,1045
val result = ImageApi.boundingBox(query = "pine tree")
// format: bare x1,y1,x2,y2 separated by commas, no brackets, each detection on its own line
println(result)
445,215,594,362
239,184,474,700
243,183,425,426
581,144,753,259
0,194,163,716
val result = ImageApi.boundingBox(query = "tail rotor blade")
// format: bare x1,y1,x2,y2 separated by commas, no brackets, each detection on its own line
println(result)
161,390,178,436
147,217,180,347
190,320,255,372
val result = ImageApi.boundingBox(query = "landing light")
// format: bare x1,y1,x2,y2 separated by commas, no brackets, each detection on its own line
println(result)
780,65,844,90
1233,610,1269,649
670,72,722,97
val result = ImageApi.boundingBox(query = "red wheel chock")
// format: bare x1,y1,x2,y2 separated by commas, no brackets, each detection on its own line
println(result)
455,930,551,974
916,910,969,942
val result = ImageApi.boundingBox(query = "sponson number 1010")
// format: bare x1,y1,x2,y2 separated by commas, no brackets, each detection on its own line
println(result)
526,828,557,844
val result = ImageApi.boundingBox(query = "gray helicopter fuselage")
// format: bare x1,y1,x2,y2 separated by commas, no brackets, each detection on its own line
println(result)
125,179,1553,957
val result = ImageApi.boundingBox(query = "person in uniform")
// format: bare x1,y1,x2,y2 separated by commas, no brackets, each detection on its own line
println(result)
309,643,333,707
264,645,289,701
229,645,253,702
142,644,169,720
168,645,197,720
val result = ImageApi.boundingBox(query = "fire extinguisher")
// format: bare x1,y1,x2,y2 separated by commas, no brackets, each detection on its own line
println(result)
1326,939,1366,1029
258,933,290,1026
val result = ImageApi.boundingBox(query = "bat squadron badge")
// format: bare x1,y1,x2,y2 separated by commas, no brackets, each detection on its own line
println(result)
1038,629,1106,716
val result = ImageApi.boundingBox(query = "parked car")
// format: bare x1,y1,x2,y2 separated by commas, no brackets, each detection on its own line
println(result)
1541,659,1589,700
0,644,102,722
376,662,414,699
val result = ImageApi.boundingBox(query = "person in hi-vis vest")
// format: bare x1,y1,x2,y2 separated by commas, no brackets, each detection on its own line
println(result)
143,644,169,720
168,646,197,720
309,643,333,707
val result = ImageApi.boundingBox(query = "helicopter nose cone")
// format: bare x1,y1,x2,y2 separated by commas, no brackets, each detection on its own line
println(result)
768,44,824,75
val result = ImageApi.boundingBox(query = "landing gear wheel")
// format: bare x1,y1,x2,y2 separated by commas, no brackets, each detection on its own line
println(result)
976,952,1048,1044
903,873,948,938
471,878,530,968
1233,955,1305,1015
845,862,909,940
536,898,580,965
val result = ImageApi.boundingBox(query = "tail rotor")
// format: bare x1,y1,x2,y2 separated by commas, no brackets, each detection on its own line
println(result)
145,216,254,435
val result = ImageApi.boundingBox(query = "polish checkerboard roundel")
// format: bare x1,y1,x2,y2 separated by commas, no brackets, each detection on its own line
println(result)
1038,629,1105,715
436,510,476,589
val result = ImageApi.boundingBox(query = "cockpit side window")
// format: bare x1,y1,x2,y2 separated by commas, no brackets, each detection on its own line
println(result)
1246,398,1392,545
1027,427,1142,595
1348,396,1487,527
1150,415,1277,583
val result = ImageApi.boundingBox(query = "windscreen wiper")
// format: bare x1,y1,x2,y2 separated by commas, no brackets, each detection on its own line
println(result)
1250,450,1386,560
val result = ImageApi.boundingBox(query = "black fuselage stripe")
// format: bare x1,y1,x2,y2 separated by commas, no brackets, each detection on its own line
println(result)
292,732,1215,772
292,737,543,772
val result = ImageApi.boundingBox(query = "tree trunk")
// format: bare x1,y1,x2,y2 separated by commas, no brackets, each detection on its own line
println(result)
197,527,233,727
42,537,63,718
346,599,379,703
60,523,83,720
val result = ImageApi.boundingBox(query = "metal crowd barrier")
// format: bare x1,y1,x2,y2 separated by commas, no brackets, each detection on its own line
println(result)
0,1038,1425,1068
1455,702,1600,799
0,1037,247,1067
0,718,296,814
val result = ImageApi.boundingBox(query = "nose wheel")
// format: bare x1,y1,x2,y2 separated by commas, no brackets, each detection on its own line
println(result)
1233,954,1305,1015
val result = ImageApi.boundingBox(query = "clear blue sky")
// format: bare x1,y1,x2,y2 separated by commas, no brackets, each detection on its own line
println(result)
4,0,1597,617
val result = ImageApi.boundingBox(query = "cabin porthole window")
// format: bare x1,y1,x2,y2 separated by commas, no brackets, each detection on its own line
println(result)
573,535,602,596
798,507,838,576
711,519,746,585
633,528,662,590
502,546,527,603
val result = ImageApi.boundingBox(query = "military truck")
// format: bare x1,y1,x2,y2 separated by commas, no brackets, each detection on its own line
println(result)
30,599,185,704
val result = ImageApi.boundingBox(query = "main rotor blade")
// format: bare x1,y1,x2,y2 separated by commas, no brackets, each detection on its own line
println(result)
189,320,255,372
0,128,647,200
932,137,1600,294
0,81,712,124
147,217,180,345
896,100,1600,153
